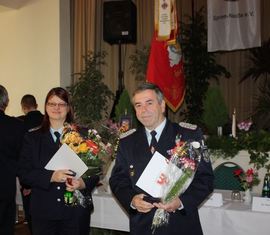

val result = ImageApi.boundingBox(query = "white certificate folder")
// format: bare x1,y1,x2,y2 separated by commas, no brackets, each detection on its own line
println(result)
45,143,88,178
136,151,169,198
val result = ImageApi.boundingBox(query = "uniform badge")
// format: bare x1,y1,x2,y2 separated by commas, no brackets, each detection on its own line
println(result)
179,122,197,130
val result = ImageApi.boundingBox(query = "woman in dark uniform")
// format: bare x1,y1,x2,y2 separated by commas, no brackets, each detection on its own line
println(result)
19,87,99,235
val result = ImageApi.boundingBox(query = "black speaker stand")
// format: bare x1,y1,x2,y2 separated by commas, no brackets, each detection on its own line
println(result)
110,41,124,120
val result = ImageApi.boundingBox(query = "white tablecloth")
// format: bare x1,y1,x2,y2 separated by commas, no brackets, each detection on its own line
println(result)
91,191,270,234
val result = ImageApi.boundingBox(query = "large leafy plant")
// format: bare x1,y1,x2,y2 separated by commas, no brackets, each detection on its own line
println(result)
239,39,270,130
239,39,270,83
180,8,230,124
68,52,114,126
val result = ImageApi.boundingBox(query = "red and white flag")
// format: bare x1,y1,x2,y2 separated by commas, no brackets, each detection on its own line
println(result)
146,0,185,112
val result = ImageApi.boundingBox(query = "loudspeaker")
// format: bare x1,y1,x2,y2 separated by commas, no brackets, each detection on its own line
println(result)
103,1,137,45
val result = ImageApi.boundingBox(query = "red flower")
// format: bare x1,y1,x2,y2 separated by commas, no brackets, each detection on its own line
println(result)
85,139,100,155
246,168,254,176
233,169,243,176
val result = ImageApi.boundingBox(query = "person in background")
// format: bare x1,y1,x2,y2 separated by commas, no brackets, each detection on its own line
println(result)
0,85,25,235
18,94,44,130
17,94,44,232
18,87,99,235
109,82,214,235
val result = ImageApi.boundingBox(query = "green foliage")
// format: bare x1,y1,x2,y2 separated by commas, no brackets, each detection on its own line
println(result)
239,39,270,130
206,135,240,159
252,80,270,130
237,130,270,170
240,39,270,83
129,46,150,81
180,8,231,124
202,87,229,134
114,89,138,128
68,52,114,126
206,130,270,171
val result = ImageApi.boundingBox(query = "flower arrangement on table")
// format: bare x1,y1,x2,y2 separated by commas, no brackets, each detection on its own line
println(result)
233,168,260,191
151,136,203,232
206,119,270,171
61,123,114,205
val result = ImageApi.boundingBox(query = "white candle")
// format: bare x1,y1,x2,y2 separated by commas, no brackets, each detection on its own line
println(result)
232,108,236,138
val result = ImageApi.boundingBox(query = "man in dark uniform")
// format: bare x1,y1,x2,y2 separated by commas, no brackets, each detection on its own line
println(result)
110,82,214,235
17,94,43,233
0,85,25,235
18,94,44,130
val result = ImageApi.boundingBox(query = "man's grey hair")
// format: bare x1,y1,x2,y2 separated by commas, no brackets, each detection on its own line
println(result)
0,85,9,111
132,82,164,104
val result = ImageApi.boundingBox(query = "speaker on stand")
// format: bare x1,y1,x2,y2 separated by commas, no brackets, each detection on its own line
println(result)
103,0,137,119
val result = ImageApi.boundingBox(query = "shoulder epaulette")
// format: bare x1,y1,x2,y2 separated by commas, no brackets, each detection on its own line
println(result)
28,126,41,132
120,129,136,139
179,122,197,130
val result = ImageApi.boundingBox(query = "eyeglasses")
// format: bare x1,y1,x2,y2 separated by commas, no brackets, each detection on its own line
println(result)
47,102,68,108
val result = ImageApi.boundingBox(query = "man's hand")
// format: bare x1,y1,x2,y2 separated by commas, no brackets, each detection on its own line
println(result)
131,194,155,213
153,197,182,213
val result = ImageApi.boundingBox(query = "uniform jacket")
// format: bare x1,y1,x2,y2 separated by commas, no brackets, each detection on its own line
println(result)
0,110,25,199
109,120,214,235
18,128,74,220
18,110,44,131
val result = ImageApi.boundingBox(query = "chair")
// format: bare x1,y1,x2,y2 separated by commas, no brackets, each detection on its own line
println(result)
213,162,243,191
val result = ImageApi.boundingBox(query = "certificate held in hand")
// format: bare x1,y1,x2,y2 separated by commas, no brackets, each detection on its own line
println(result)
136,151,182,198
45,143,88,178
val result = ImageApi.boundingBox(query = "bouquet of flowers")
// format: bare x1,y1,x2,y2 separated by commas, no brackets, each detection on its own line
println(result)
151,136,202,232
237,120,253,132
61,123,114,206
233,168,260,191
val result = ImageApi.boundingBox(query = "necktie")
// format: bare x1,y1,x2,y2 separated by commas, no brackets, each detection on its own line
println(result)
54,131,61,147
150,130,158,154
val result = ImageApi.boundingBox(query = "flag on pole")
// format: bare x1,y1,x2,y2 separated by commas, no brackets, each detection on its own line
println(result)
146,0,185,112
207,0,261,52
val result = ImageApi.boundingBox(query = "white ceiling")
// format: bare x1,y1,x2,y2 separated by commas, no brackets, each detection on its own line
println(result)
0,0,31,9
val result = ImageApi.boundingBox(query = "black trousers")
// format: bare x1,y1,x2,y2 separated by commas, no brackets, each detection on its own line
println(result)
31,217,79,235
0,198,16,235
75,206,91,235
21,189,32,233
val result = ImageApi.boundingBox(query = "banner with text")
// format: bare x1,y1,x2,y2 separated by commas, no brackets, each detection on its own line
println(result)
207,0,261,52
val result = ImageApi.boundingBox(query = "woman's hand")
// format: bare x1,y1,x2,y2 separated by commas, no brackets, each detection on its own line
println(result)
50,169,75,183
65,177,86,191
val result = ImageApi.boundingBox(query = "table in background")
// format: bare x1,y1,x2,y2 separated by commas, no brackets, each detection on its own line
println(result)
91,191,270,235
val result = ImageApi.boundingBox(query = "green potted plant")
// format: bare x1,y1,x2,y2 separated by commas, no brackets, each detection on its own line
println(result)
68,52,114,127
202,87,229,135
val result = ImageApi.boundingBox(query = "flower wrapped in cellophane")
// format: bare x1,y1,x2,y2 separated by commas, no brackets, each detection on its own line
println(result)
151,136,202,232
61,123,114,206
